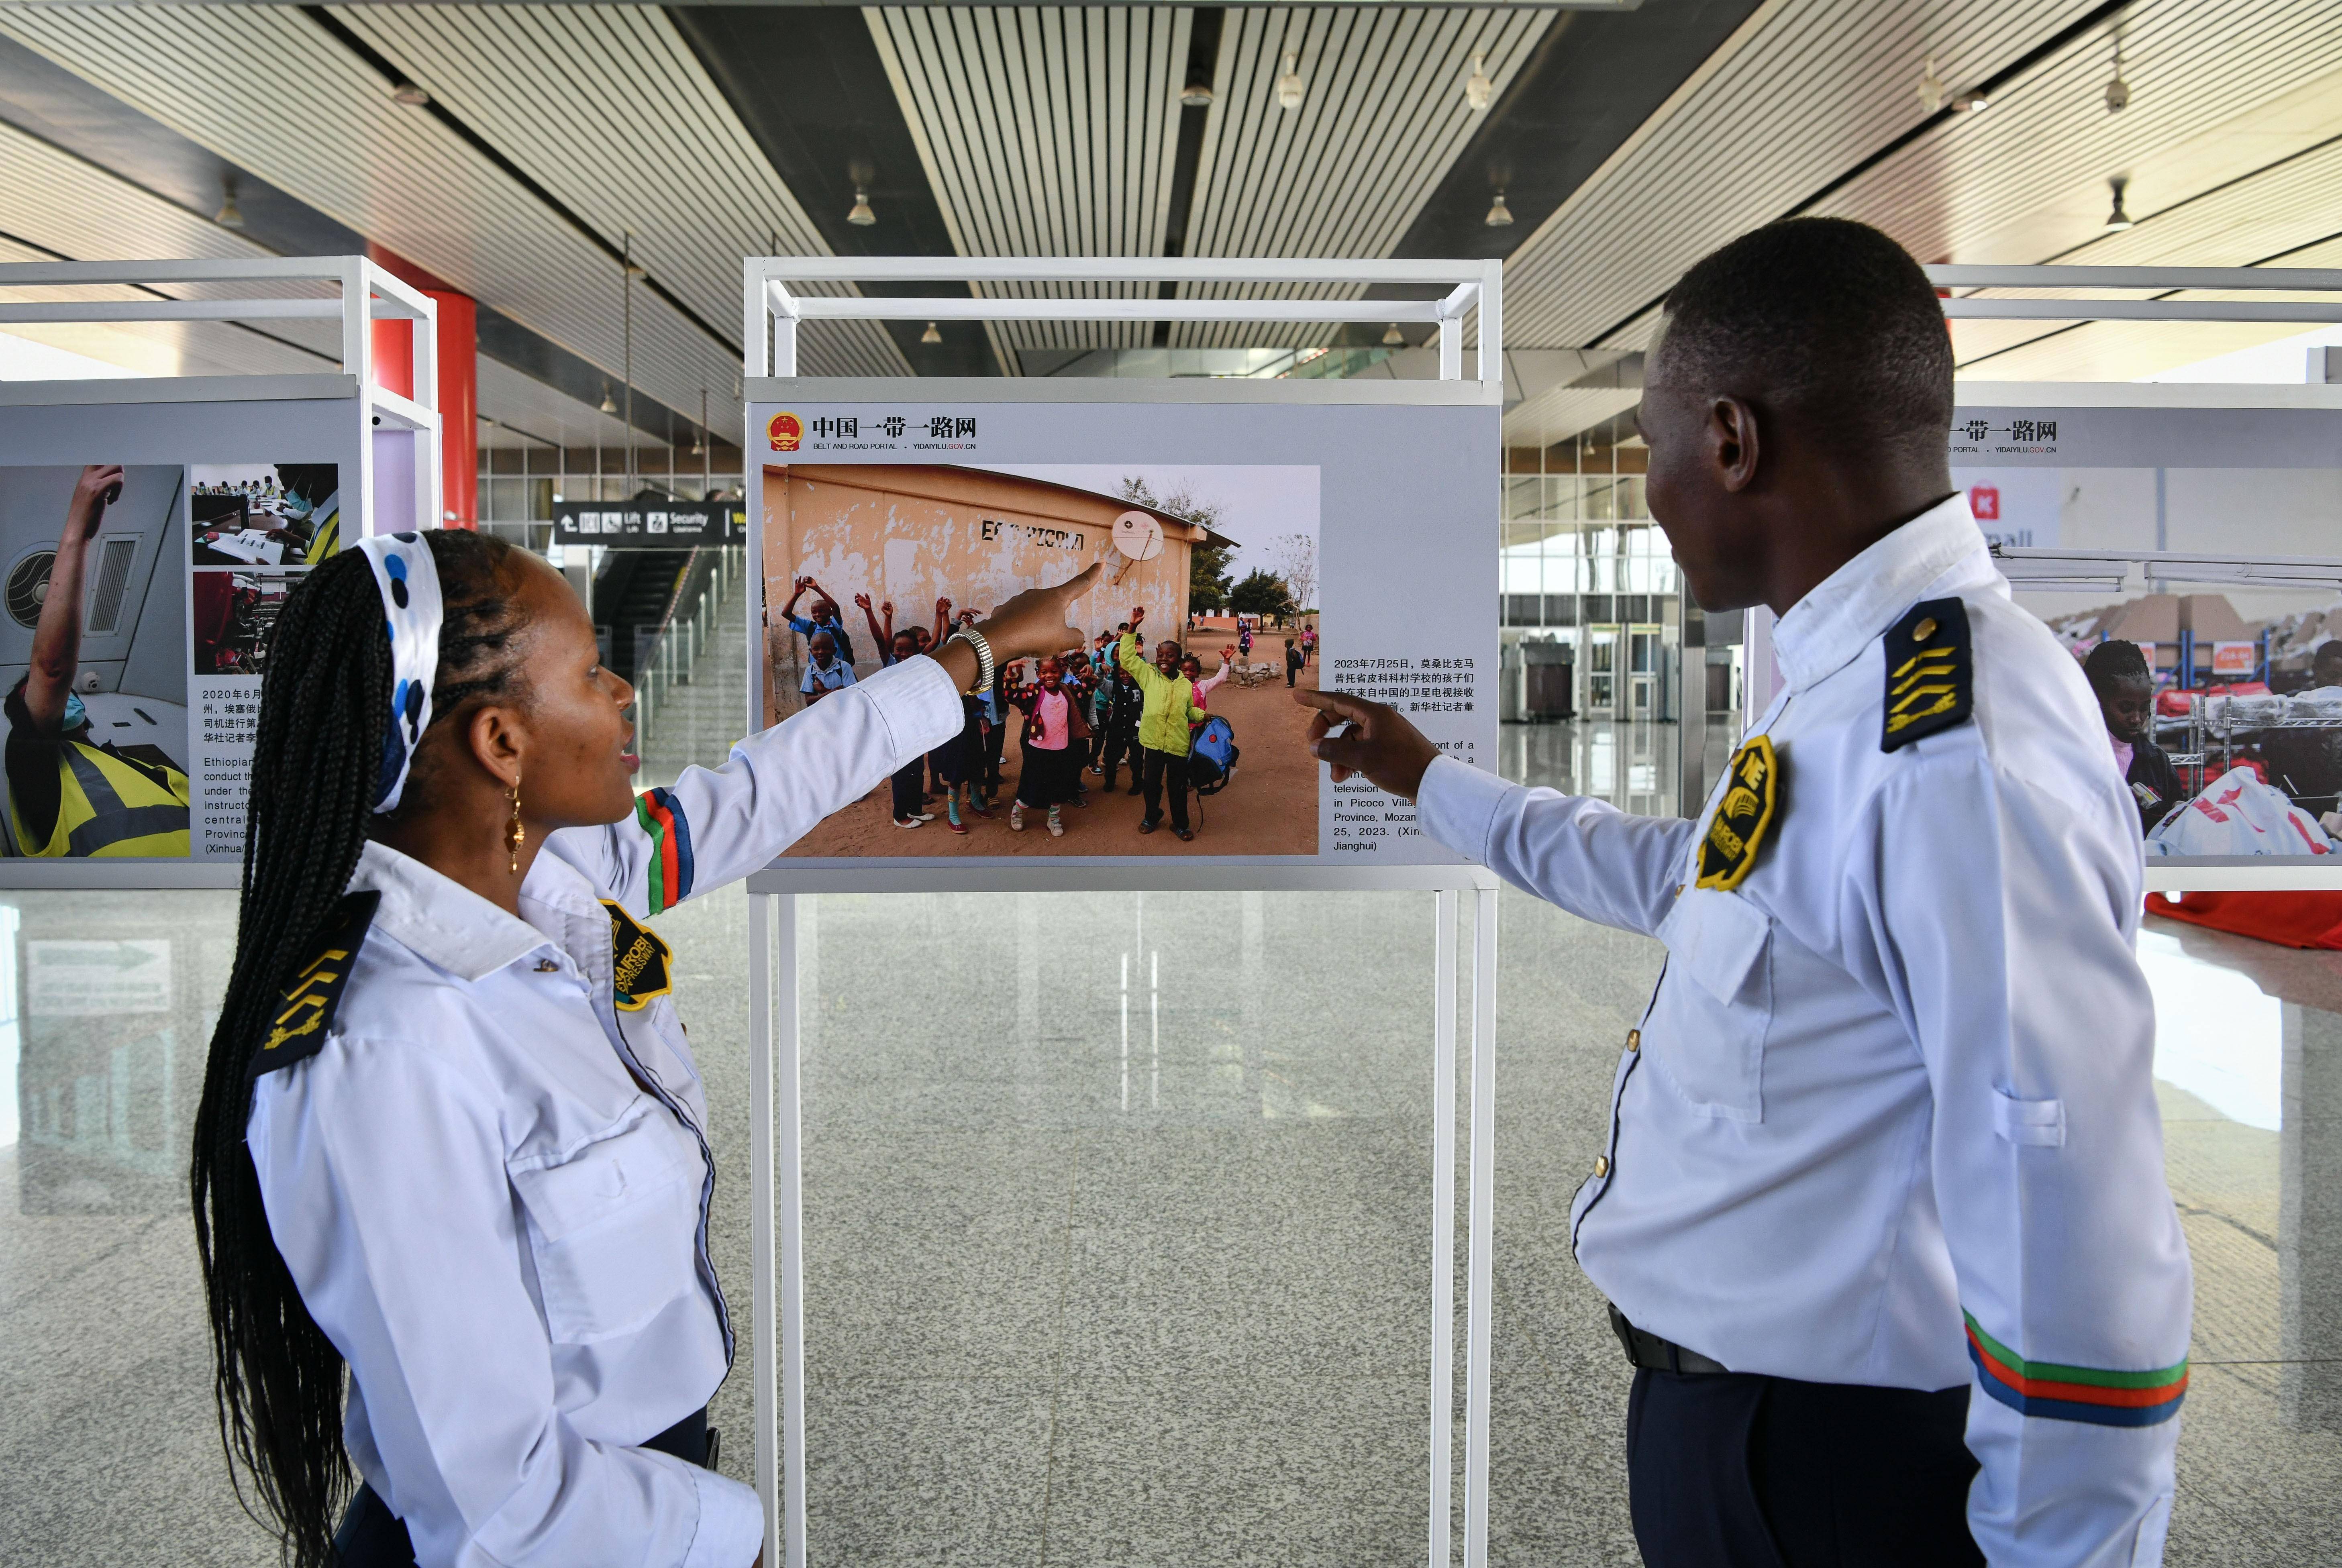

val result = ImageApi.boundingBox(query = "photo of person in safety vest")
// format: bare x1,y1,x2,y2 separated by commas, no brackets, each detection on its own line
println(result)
4,464,190,857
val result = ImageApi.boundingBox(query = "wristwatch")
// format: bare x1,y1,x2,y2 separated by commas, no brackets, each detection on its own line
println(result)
946,626,995,695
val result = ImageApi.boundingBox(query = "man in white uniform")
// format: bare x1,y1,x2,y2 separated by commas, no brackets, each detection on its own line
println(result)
1301,218,2191,1567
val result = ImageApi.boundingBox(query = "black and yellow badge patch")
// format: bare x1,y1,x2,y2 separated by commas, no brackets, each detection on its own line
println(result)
1695,735,1780,893
603,899,674,1012
1882,598,1973,752
248,890,379,1081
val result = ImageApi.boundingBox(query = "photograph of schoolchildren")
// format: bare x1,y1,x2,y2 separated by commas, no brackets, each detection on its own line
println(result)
759,462,1321,857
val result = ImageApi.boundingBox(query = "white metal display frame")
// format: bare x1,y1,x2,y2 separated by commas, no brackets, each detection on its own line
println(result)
0,256,445,536
741,256,1504,1568
0,256,441,889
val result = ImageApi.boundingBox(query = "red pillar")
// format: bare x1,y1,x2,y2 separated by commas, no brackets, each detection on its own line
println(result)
367,247,478,529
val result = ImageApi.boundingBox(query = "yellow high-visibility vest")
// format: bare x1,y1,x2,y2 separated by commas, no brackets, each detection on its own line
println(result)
11,738,191,857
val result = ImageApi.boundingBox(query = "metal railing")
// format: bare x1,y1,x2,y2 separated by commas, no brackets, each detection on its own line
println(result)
630,548,740,752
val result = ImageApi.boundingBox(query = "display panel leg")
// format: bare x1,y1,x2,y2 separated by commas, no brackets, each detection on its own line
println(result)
1463,885,1497,1568
749,895,778,1566
777,895,808,1568
1429,889,1457,1568
749,893,806,1568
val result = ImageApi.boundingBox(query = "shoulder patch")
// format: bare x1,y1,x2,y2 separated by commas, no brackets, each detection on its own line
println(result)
1882,597,1973,752
248,890,379,1080
602,899,675,1012
1695,734,1781,893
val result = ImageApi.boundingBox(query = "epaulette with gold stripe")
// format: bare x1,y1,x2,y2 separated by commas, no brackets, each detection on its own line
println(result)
247,890,379,1081
1881,597,1973,752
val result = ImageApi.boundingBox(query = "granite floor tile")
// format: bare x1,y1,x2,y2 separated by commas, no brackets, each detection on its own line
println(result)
1040,1373,1427,1568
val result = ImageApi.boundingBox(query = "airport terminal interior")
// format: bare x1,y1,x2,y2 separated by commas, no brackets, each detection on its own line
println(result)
5,0,2342,1563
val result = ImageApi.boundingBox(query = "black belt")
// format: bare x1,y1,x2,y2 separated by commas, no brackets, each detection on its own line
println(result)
1610,1304,1730,1375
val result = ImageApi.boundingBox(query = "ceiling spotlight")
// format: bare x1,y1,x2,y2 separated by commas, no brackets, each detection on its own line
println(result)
599,383,618,416
920,321,942,345
1917,56,1945,113
214,176,244,230
1951,88,1990,113
1382,323,1404,347
1179,72,1215,108
1276,52,1305,112
2104,175,2134,231
2105,38,2129,113
1485,190,1514,228
1465,51,1493,112
390,81,430,107
847,187,876,227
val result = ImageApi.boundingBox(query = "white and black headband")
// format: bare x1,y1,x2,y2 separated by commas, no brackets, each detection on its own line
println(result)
355,532,443,813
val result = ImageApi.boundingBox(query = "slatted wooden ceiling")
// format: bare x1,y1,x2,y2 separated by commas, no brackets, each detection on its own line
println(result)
0,2,867,440
333,4,908,385
1499,0,2342,380
6,0,2339,411
0,114,341,378
1175,3,1548,348
870,4,1189,358
1500,0,2116,352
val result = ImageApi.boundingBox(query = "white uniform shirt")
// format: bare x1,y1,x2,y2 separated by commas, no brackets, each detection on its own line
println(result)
1419,496,2193,1567
248,655,965,1568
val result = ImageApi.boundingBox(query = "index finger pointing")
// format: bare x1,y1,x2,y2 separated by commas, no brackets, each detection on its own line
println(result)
1053,562,1103,599
1293,688,1378,726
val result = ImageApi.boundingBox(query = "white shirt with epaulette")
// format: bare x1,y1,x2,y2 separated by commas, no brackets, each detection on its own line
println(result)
246,655,965,1568
1419,495,2193,1568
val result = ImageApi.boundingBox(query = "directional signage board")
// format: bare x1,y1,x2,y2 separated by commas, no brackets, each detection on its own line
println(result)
554,499,745,548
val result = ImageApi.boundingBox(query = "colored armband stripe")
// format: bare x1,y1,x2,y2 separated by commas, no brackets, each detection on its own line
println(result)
632,788,695,914
1963,1313,2187,1427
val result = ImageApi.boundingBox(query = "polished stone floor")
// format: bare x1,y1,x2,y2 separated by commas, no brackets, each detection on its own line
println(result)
2,720,2336,1563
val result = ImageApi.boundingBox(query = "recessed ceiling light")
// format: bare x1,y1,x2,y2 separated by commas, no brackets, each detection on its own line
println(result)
1917,57,1945,113
921,321,942,345
847,187,876,227
2104,175,2134,231
1179,73,1215,108
390,82,430,107
1465,51,1493,112
1276,52,1305,112
1485,190,1514,228
1383,323,1404,347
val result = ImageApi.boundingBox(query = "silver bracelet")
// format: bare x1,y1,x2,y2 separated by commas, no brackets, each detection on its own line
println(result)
946,626,995,695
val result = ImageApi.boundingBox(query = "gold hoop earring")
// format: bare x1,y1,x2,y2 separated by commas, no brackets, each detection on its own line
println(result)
507,775,526,875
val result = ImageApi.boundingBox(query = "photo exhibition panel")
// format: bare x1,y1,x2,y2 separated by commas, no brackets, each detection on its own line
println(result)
748,390,1498,871
0,391,360,869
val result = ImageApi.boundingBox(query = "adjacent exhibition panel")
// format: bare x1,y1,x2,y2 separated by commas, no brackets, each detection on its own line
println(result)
1953,384,2342,878
0,377,365,880
745,379,1500,883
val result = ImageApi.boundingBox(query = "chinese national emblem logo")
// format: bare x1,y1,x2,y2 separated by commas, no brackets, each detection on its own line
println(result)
1695,734,1780,893
769,411,803,452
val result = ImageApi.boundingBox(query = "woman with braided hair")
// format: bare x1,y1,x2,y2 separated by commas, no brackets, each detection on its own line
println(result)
190,531,1095,1567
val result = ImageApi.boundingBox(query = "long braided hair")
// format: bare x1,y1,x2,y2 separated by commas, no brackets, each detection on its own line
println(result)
190,530,533,1565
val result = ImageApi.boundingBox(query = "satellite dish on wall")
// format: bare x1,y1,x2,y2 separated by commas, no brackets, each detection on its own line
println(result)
1106,510,1164,585
1112,510,1165,562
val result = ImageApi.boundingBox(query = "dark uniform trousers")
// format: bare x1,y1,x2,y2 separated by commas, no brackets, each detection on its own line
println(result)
334,1408,715,1566
1628,1368,1983,1568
